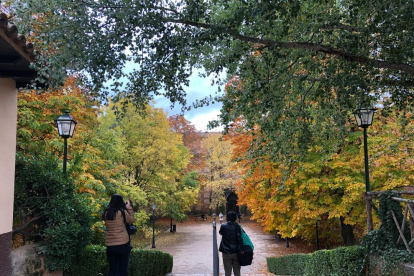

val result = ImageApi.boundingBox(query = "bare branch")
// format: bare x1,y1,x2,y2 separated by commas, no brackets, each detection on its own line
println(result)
169,19,414,78
13,229,42,237
12,215,43,233
321,23,360,32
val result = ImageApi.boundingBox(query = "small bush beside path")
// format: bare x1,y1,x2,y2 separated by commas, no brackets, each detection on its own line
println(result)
267,245,365,276
68,245,173,276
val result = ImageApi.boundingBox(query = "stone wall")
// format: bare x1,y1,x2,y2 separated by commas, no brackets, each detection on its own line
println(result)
369,255,414,276
11,243,62,276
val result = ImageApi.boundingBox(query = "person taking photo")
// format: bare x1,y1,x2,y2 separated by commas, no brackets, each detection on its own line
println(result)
102,194,135,276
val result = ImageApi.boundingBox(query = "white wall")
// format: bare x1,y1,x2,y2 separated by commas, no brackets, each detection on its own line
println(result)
0,78,17,235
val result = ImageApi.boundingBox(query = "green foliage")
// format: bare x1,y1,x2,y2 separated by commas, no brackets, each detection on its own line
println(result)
68,245,173,276
232,108,414,243
14,154,93,271
367,249,414,276
267,253,310,276
362,192,410,253
361,191,414,275
377,192,410,248
130,249,173,276
306,246,365,276
100,101,198,221
327,246,366,276
305,249,333,276
68,245,108,276
267,246,365,276
183,171,199,188
11,0,414,166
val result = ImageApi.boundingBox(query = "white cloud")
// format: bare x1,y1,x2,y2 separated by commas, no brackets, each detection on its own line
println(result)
106,62,227,131
154,68,226,131
186,109,223,132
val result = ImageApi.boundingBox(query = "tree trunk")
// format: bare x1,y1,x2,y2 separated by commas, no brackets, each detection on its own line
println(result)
366,196,374,232
340,216,356,245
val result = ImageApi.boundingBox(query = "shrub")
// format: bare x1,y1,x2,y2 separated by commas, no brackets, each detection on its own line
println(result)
329,246,365,276
305,246,365,276
68,245,173,276
14,155,94,271
267,253,310,275
305,249,332,276
267,245,365,276
68,245,108,276
130,249,173,276
361,191,414,274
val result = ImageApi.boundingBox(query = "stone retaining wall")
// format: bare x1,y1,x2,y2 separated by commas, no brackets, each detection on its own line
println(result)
369,255,414,276
11,243,62,276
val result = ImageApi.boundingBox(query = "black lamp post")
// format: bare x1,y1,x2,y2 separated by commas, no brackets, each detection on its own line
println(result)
55,110,77,174
315,221,320,250
354,106,376,231
152,204,156,248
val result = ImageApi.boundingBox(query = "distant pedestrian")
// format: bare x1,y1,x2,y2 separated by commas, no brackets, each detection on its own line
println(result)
103,194,135,276
238,212,241,223
219,212,224,224
213,212,217,221
219,211,241,276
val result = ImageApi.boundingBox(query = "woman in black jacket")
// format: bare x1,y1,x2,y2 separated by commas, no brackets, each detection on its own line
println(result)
219,211,241,276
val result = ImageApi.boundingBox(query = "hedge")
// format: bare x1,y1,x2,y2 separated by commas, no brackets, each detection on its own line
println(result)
326,246,365,276
68,245,173,276
267,245,365,276
267,253,310,275
305,249,333,276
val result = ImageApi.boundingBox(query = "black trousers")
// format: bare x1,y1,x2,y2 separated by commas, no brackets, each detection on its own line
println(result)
106,243,130,276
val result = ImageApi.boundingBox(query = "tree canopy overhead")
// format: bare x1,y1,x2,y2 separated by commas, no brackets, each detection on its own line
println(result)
11,0,414,160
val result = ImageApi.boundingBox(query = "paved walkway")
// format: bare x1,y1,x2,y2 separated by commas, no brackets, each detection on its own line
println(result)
159,218,313,276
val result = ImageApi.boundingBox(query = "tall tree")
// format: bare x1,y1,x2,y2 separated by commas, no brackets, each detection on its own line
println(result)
14,76,112,252
229,106,414,245
101,101,199,218
11,0,414,162
203,133,238,212
169,115,205,172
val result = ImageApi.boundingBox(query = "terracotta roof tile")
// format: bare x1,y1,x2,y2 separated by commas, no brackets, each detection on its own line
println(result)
0,12,35,61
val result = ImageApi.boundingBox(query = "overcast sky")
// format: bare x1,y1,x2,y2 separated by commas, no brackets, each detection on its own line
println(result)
122,61,225,132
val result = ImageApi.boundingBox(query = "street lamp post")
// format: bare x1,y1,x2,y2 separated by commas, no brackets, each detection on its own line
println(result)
152,204,156,248
354,106,376,232
55,110,77,174
315,221,320,250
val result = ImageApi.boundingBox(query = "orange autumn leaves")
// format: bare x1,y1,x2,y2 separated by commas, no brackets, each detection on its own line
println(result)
17,76,115,208
227,108,414,244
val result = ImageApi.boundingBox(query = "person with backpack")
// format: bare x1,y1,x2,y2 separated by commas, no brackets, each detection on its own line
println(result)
103,194,135,276
219,211,241,276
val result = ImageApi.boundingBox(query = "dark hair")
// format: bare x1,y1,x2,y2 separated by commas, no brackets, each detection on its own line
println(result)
227,211,237,222
102,194,125,220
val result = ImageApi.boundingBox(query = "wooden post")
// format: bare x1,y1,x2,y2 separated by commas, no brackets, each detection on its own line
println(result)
366,195,373,232
391,210,412,253
397,205,409,245
409,204,414,241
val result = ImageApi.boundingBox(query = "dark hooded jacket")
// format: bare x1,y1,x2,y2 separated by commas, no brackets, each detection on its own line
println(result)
219,221,239,254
